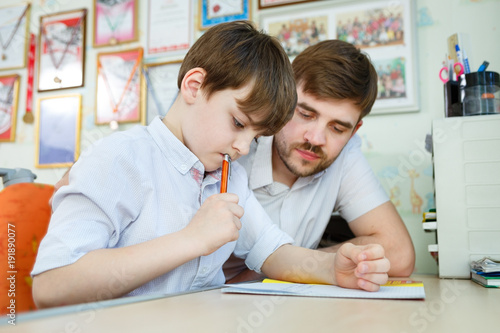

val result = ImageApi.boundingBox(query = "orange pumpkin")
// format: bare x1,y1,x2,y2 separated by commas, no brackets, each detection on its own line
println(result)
0,183,54,314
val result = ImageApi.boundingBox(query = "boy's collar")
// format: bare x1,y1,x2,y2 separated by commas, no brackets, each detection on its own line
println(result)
148,116,200,176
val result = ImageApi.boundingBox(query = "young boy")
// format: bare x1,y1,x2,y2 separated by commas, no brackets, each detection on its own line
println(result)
32,21,389,309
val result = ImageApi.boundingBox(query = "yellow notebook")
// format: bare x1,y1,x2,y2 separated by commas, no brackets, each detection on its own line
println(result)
223,279,425,299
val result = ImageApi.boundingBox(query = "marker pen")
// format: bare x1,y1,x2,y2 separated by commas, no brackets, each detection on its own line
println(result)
220,154,231,193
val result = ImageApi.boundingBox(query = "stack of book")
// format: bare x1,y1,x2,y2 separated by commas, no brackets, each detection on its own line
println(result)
470,258,500,288
422,209,437,231
422,209,438,263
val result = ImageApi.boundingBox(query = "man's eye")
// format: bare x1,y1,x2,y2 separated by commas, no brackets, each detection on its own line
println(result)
299,112,312,119
233,118,244,128
331,125,344,134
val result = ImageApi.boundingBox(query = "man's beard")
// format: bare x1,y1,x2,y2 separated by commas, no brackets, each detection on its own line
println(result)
274,134,335,178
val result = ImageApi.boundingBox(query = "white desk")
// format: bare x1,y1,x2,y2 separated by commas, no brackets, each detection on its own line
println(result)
2,275,499,332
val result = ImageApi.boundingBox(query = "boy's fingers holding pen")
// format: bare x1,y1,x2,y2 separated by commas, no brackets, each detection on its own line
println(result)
219,192,239,203
233,216,242,230
217,193,244,219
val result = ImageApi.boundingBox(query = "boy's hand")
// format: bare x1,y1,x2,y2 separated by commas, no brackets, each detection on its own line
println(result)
334,243,390,292
186,193,243,256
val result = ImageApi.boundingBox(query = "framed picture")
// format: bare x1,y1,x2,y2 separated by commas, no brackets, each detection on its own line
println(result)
258,0,318,10
96,48,143,126
38,9,87,92
35,94,82,168
260,0,419,114
146,0,192,58
0,3,31,70
93,0,138,47
141,60,182,125
199,0,251,30
0,74,20,142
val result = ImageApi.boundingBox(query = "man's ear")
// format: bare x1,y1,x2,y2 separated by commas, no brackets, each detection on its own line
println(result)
180,67,207,104
350,119,363,138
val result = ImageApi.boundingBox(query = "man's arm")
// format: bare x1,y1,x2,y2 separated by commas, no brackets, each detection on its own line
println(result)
319,201,415,277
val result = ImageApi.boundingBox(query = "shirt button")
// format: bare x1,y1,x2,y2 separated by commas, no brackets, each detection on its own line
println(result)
180,164,187,171
201,267,208,274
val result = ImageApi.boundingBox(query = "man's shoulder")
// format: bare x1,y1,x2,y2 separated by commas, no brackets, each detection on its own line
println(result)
346,133,362,150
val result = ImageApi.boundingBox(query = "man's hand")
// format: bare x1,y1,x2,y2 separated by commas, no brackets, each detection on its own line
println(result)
334,243,390,291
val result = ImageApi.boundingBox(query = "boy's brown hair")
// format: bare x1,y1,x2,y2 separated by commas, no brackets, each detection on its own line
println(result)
178,20,297,136
292,40,378,119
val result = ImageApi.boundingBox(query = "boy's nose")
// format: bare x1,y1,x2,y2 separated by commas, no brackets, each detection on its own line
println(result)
232,135,253,156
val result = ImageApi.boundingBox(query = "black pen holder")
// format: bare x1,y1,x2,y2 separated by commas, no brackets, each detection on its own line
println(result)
444,80,462,117
461,71,500,116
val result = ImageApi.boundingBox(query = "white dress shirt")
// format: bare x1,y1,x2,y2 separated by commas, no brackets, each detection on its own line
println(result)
32,117,293,296
238,134,389,249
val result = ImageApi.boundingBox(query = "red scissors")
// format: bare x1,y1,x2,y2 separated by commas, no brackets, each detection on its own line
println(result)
439,61,464,83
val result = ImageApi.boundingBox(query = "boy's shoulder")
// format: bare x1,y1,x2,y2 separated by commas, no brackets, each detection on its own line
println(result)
88,125,152,155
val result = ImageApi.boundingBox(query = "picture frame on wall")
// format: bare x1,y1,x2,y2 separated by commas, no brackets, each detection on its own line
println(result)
199,0,250,30
146,0,192,58
258,0,318,10
96,48,143,127
0,74,20,142
141,60,182,125
0,3,31,71
93,0,138,47
38,9,87,92
260,4,329,58
35,94,82,168
260,0,419,114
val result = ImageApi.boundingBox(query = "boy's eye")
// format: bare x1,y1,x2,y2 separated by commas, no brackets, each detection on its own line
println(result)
233,117,244,129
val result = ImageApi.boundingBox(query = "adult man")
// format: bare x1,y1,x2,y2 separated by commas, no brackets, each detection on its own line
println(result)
223,39,415,282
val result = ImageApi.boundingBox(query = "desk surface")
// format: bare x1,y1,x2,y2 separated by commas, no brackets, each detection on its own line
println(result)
2,275,499,332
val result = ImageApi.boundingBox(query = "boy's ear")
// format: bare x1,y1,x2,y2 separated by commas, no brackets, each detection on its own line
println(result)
180,67,207,104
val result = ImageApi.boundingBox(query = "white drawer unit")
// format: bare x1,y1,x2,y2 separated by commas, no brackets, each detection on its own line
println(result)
432,114,500,278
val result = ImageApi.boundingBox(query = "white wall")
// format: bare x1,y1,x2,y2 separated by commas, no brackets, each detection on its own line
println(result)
0,0,499,274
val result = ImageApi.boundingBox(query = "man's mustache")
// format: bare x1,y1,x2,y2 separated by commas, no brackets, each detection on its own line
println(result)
296,142,324,158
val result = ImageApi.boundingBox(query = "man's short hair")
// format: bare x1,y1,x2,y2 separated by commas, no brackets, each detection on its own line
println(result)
292,40,378,118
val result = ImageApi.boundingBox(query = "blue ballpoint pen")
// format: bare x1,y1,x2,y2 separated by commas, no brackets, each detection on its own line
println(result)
478,61,489,72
